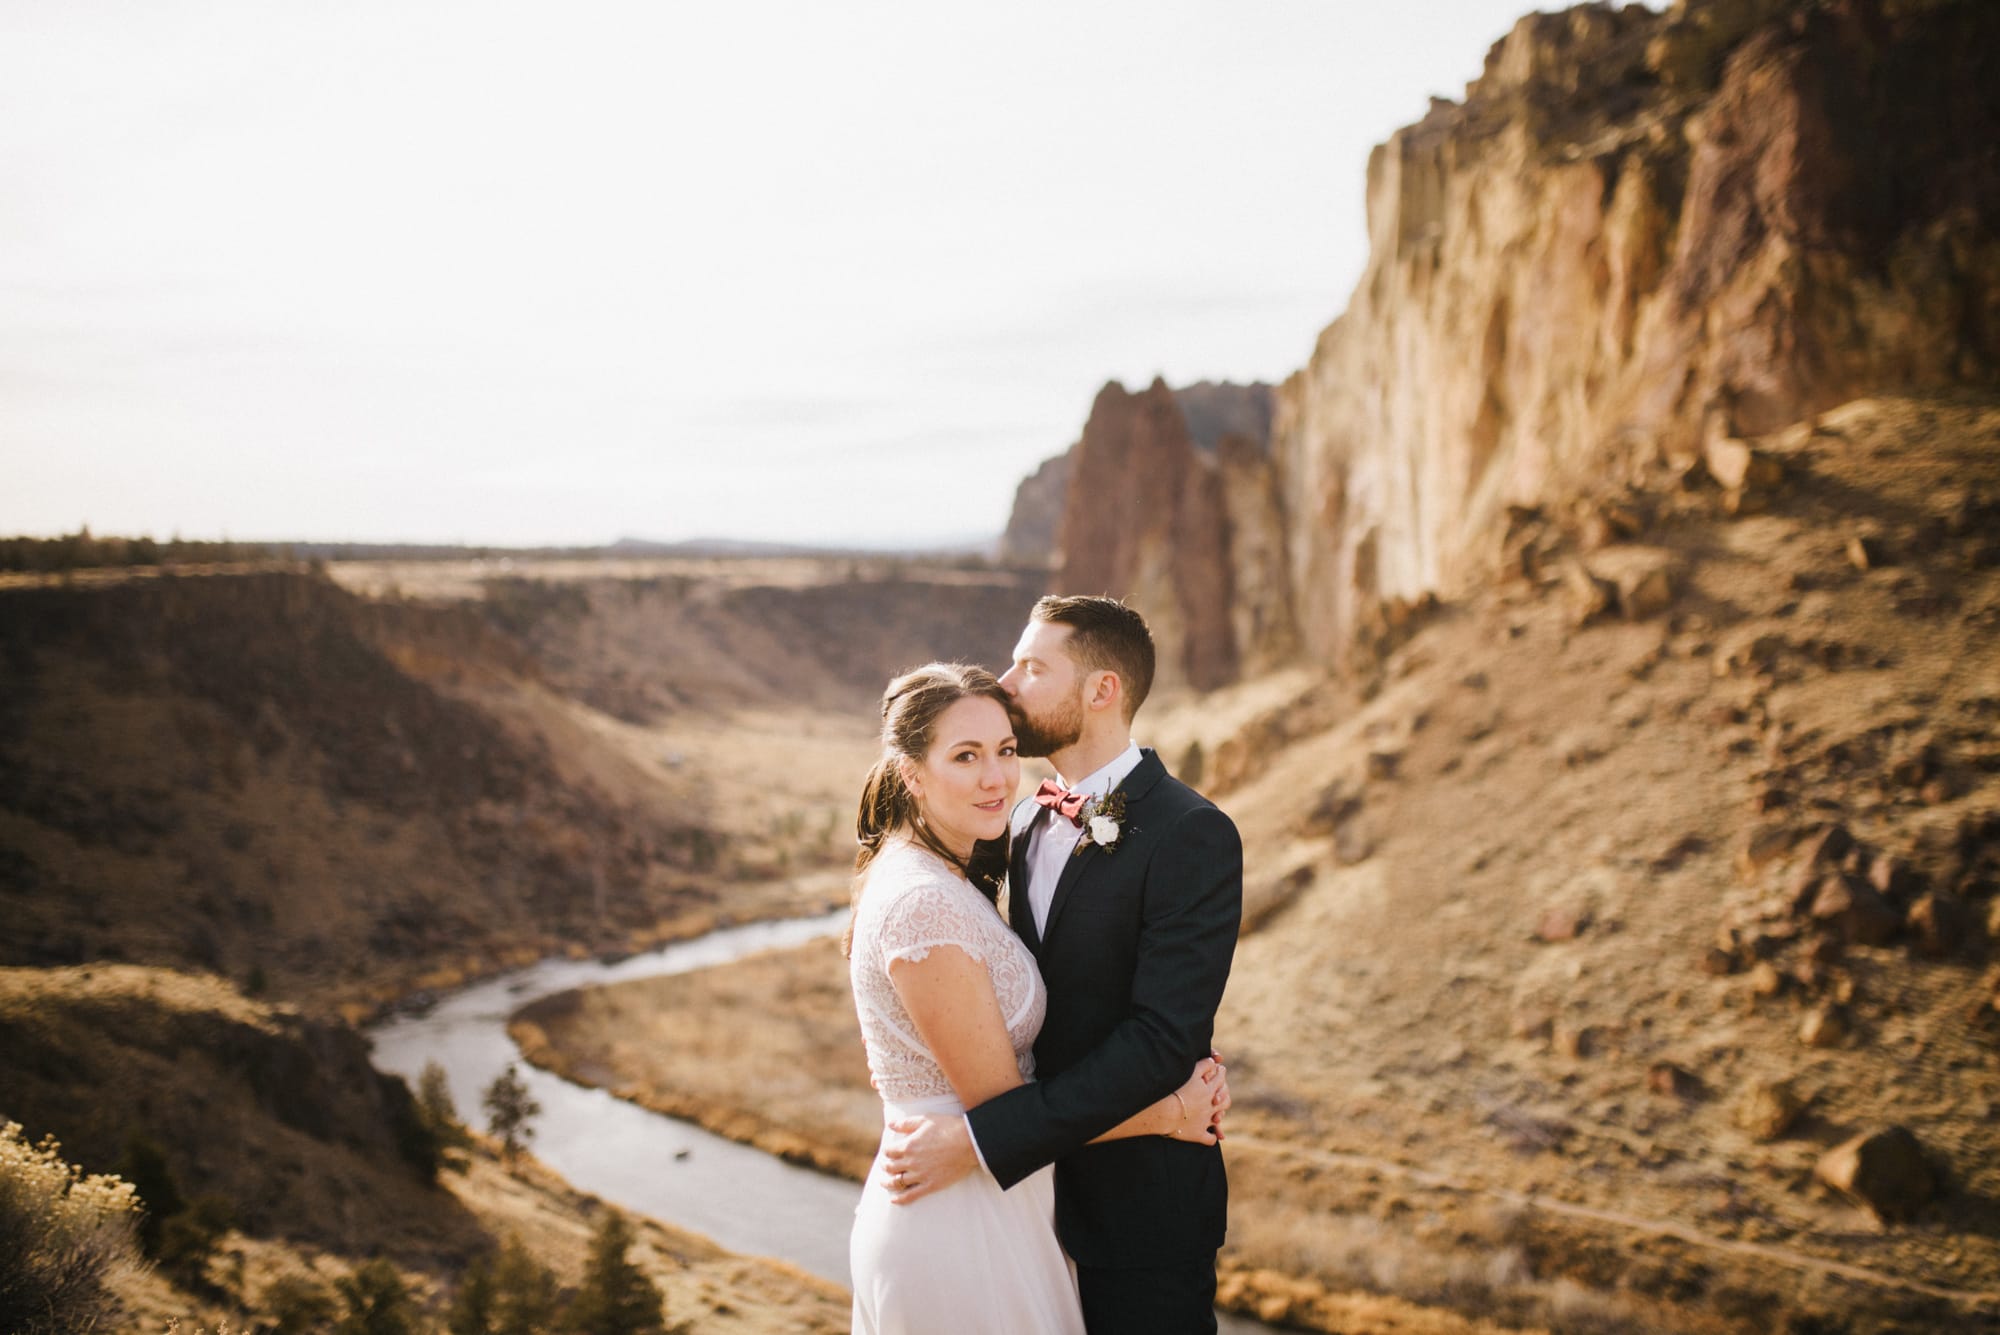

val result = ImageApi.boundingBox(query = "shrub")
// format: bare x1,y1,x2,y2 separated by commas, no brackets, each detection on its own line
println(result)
0,1121,142,1335
449,1235,561,1335
115,1129,233,1286
567,1211,665,1335
266,1272,341,1334
333,1258,421,1335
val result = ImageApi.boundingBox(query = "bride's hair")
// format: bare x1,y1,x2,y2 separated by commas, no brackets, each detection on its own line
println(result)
845,662,1011,955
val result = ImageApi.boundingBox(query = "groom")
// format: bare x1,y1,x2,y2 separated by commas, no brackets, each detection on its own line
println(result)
883,594,1242,1333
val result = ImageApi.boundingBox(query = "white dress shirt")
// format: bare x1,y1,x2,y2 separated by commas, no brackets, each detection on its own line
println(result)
1024,740,1142,937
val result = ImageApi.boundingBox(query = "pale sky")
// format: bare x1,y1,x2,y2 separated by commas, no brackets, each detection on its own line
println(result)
0,2,1632,550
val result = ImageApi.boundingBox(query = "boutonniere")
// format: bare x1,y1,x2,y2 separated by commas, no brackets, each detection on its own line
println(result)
1073,791,1128,856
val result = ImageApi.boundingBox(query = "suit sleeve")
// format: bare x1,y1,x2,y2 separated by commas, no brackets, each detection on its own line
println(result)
965,803,1241,1189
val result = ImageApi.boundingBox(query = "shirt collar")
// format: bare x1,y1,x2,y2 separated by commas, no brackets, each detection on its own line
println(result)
1058,740,1143,799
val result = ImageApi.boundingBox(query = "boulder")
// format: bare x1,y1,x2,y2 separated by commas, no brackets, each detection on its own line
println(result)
1563,561,1619,626
1536,905,1592,943
1736,1079,1805,1141
1800,1005,1849,1049
1866,853,1925,902
1809,873,1901,946
1815,1127,1937,1223
1647,1062,1703,1099
1846,533,1890,571
1620,564,1677,621
1907,892,1969,959
1736,824,1795,880
1704,436,1785,496
1747,961,1786,998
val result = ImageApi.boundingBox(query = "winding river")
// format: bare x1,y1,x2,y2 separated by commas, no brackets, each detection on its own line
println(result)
367,911,1269,1333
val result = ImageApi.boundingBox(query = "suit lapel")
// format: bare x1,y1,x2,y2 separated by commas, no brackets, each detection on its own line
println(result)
1039,749,1168,947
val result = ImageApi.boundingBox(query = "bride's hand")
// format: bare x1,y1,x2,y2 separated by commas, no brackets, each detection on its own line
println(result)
1164,1057,1230,1145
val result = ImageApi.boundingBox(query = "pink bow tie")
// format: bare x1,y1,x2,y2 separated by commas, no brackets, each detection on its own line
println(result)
1032,778,1088,825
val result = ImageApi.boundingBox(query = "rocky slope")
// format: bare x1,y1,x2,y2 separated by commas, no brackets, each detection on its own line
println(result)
0,964,848,1333
0,560,1044,1017
1011,0,1999,679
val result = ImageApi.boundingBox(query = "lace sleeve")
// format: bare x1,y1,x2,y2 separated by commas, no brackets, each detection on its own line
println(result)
873,870,991,971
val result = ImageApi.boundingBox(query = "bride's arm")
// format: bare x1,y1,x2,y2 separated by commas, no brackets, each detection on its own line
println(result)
888,944,1032,1109
890,949,1226,1147
1091,1060,1226,1145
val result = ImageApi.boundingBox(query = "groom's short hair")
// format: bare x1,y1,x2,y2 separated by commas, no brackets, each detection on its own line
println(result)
1031,595,1155,721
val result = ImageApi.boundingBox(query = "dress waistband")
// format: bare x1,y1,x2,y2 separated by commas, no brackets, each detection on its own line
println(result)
880,1093,965,1122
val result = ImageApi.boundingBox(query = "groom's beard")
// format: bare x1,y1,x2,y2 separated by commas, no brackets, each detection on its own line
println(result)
1009,692,1084,759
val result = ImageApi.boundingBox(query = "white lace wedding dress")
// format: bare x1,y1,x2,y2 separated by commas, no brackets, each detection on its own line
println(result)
848,834,1085,1334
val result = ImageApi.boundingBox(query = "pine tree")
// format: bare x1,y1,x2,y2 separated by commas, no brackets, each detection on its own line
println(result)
481,1065,540,1163
490,1236,561,1335
445,1253,495,1335
418,1061,473,1172
566,1211,665,1335
418,1061,460,1127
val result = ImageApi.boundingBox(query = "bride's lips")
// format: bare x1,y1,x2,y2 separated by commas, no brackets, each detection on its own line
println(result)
974,799,1006,812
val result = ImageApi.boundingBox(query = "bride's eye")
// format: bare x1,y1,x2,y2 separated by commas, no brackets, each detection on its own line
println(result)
1000,745,1017,757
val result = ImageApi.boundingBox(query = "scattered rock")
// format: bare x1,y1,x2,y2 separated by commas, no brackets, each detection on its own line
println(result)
1736,824,1795,880
1332,816,1375,866
1619,564,1677,621
1302,781,1362,837
1647,1062,1703,1099
1809,873,1901,946
1535,905,1592,943
1563,561,1619,626
1846,533,1890,571
1800,1005,1849,1049
1701,946,1740,977
1366,750,1402,781
1737,1080,1805,1140
1866,853,1925,902
1511,1008,1555,1041
1748,961,1786,998
1553,1023,1597,1059
1704,436,1785,495
1815,1127,1936,1223
1907,892,1970,959
1798,823,1856,870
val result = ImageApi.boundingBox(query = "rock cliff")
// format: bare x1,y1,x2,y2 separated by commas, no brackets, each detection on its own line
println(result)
1044,380,1288,690
1010,0,2000,676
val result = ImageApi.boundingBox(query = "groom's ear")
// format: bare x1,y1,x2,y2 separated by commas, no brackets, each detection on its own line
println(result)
1085,669,1122,716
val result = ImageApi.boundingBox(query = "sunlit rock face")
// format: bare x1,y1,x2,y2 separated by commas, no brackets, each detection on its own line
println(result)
1046,379,1285,692
1275,0,2000,665
998,450,1071,568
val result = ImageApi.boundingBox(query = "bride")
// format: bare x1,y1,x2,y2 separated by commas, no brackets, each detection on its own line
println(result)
846,662,1227,1333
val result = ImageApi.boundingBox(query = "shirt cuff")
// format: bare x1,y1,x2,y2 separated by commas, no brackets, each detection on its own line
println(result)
965,1116,991,1175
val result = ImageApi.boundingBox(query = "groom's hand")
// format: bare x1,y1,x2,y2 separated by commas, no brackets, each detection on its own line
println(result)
880,1114,978,1204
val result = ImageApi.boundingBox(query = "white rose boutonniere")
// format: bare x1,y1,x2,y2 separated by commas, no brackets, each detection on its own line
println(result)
1073,791,1128,857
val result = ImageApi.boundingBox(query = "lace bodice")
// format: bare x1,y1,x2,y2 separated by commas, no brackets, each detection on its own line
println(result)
849,836,1045,1103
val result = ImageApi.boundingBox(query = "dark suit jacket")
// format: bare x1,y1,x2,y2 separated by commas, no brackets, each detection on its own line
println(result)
964,748,1241,1269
